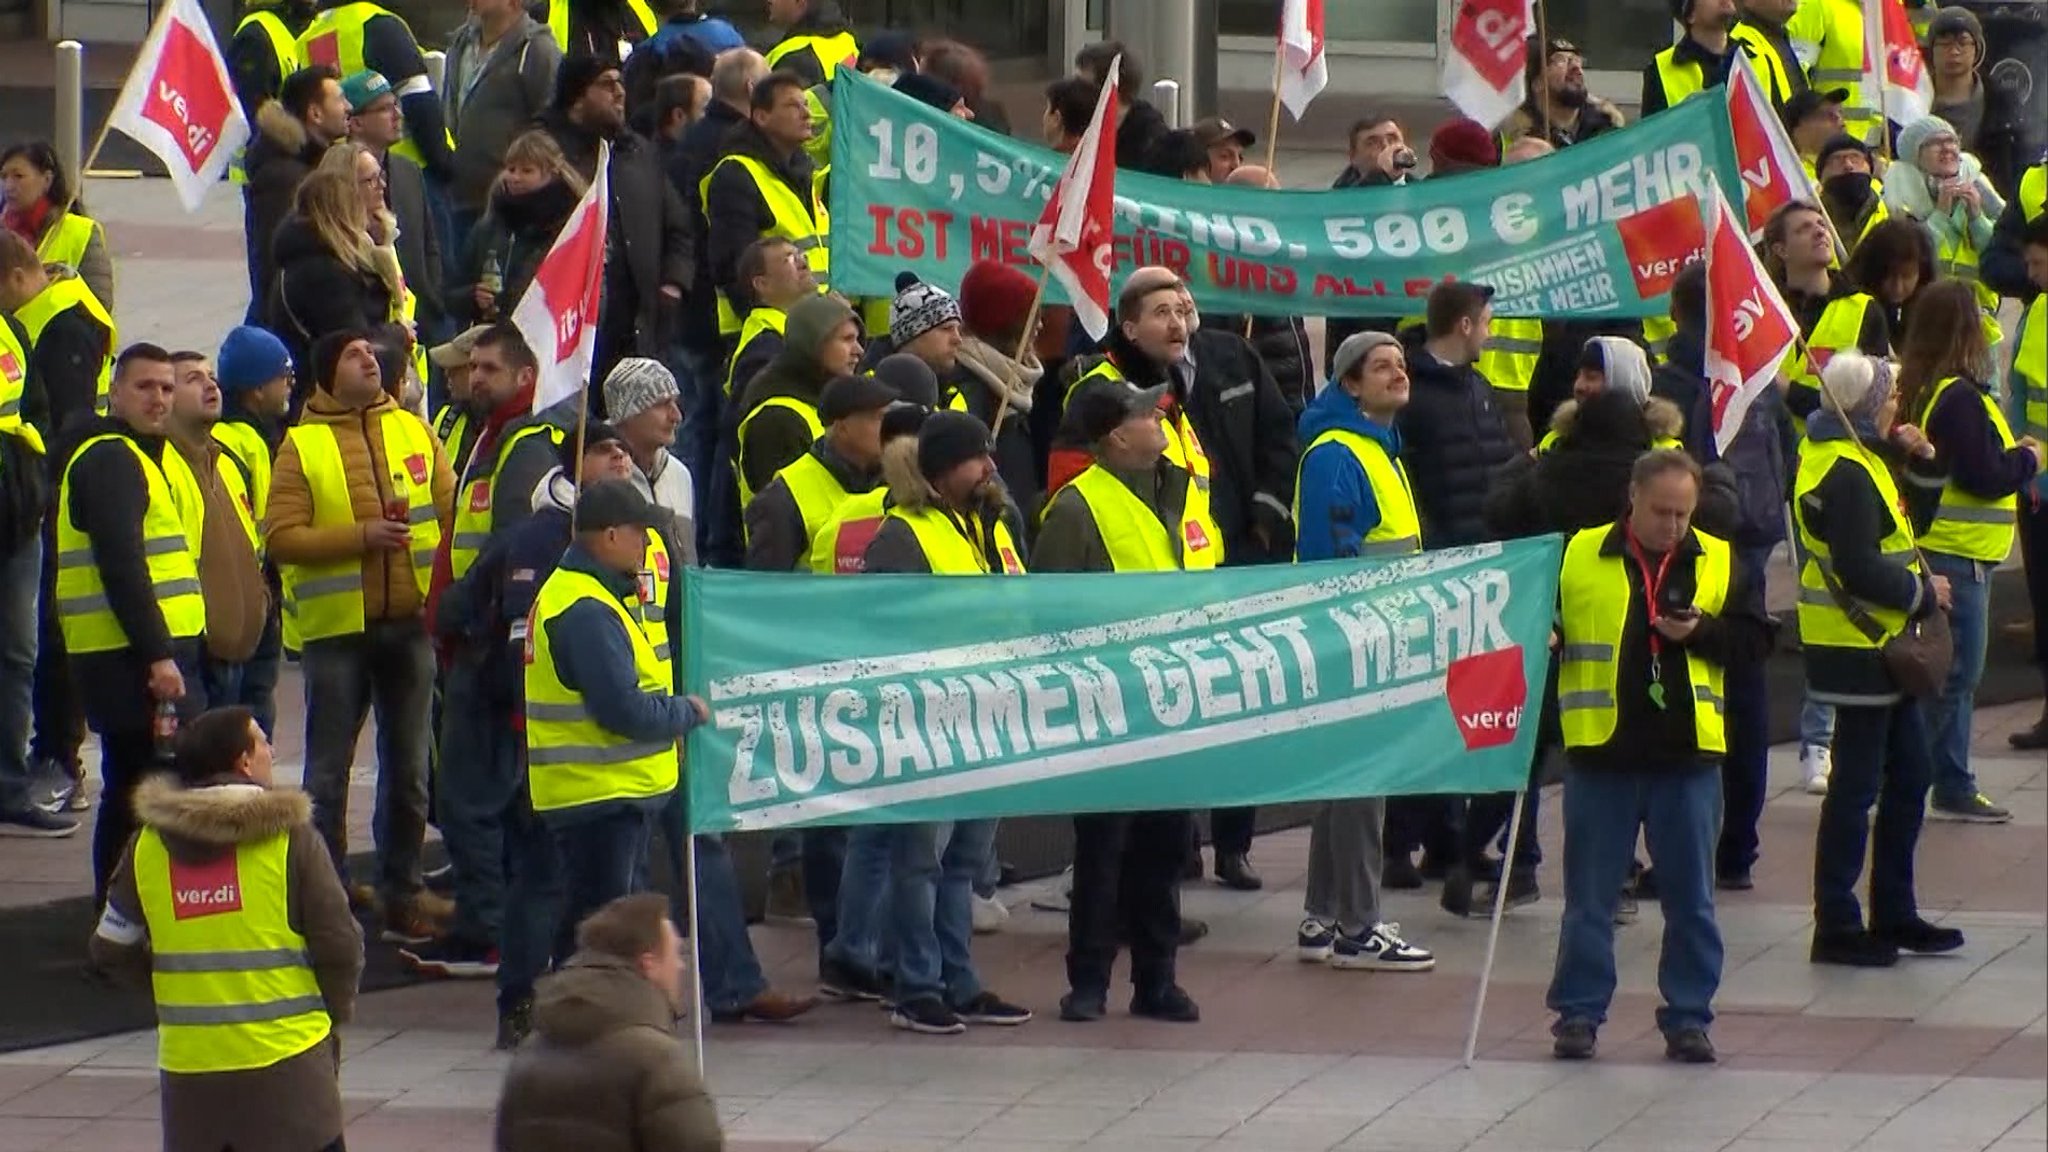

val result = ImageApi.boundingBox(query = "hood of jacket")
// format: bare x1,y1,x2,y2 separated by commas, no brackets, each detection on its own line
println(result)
785,0,851,37
532,953,678,1048
1805,406,1890,447
876,432,937,513
1503,94,1625,142
532,463,579,513
736,295,854,414
955,335,1042,415
133,775,313,848
252,100,321,160
489,177,582,239
1298,380,1402,457
1545,391,1685,446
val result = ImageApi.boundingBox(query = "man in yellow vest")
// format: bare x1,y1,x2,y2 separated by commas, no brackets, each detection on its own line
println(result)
266,329,456,940
724,236,813,399
1548,450,1772,1064
2009,218,2048,751
90,704,363,1152
704,72,827,348
226,0,315,181
1642,0,1757,115
1782,87,1849,176
1764,199,1891,429
1982,158,2045,297
297,0,454,185
1729,0,1806,110
0,232,113,430
55,343,209,903
210,326,295,738
1788,0,1882,144
1813,134,1889,253
425,323,490,474
763,0,856,87
745,373,895,571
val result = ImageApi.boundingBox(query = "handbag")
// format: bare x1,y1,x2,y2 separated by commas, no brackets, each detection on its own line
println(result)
1813,550,1953,698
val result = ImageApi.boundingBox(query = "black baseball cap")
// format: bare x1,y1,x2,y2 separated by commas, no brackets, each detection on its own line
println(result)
1062,382,1169,445
1192,116,1256,150
1780,87,1850,133
818,374,899,423
575,479,665,532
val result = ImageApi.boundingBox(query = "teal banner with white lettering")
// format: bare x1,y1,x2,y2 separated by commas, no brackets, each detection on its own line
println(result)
683,539,1563,834
828,72,1740,319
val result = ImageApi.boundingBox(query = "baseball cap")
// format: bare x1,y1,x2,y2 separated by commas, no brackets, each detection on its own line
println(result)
341,70,395,114
1780,87,1849,132
428,323,492,369
1192,116,1255,150
575,480,666,532
1063,382,1169,445
818,374,900,423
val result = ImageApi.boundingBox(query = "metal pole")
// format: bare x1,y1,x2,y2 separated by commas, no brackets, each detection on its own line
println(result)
1152,79,1181,129
55,42,84,193
1154,0,1198,120
1462,788,1531,1068
422,49,446,93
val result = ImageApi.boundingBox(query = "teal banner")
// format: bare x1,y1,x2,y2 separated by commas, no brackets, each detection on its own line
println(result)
683,539,1563,834
828,73,1740,320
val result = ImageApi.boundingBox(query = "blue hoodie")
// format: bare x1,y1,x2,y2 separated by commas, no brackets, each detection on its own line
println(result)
1293,383,1405,562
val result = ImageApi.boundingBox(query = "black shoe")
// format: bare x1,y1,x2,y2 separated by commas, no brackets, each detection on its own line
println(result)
1059,990,1107,1022
953,990,1031,1026
1382,854,1424,890
889,995,966,1035
423,861,456,894
818,958,887,1002
1872,917,1966,955
1664,1027,1717,1064
1214,852,1262,891
1632,865,1659,899
495,998,533,1050
0,806,79,838
1552,1018,1597,1060
1416,851,1452,882
2009,704,2048,751
1440,863,1475,918
1811,928,1899,968
1130,984,1200,1023
1716,869,1754,892
1481,871,1540,915
1179,917,1210,946
1182,851,1205,881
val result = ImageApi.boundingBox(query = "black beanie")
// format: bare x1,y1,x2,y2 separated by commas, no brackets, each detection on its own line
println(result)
558,422,626,472
1667,0,1696,21
917,410,993,480
554,53,620,112
310,328,371,392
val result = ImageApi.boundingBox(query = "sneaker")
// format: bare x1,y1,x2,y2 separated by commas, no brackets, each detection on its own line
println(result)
818,958,887,1002
1130,984,1200,1023
1872,917,1966,955
423,861,455,894
711,989,820,1023
764,868,814,927
1330,922,1436,972
1059,990,1107,1022
889,995,965,1035
2011,707,2048,751
1296,917,1337,962
1614,890,1639,925
971,893,1009,934
1810,928,1899,968
955,990,1031,1026
1029,867,1073,912
0,806,79,838
1930,793,2012,824
1552,1017,1597,1060
1716,868,1755,892
1664,1027,1716,1064
1382,854,1424,890
58,763,89,812
398,937,499,978
1481,872,1540,915
1632,866,1659,899
495,998,533,1050
1800,745,1832,796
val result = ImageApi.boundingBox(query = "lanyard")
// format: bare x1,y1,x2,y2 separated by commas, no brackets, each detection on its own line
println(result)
1623,523,1678,709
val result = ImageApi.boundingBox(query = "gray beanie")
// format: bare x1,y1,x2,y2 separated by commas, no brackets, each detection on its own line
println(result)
1328,330,1402,386
603,357,680,423
1896,116,1958,166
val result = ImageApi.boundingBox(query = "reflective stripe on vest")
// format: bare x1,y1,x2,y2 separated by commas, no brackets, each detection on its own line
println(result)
1065,360,1227,561
523,567,678,813
2016,296,2046,441
736,396,824,508
297,3,452,168
1787,0,1879,137
700,156,829,335
133,826,330,1073
1916,376,2018,562
1067,463,1219,571
55,434,206,654
1782,292,1874,431
212,420,273,525
279,412,443,641
1477,317,1542,392
547,0,656,51
1792,437,1922,652
0,317,43,455
764,29,858,79
228,10,302,183
451,423,562,580
1293,427,1421,558
1558,523,1732,753
888,504,1026,575
1727,22,1796,106
769,449,853,565
808,487,887,574
15,276,115,413
725,307,787,395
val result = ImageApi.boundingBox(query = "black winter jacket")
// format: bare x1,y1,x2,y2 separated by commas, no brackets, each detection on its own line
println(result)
25,297,108,444
449,178,580,328
240,102,330,322
702,122,815,318
1115,99,1170,173
59,417,189,663
266,216,396,387
670,98,749,354
1652,327,1789,551
1205,312,1313,414
1397,335,1518,549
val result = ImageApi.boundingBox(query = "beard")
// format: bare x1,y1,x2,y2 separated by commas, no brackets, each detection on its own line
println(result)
1553,82,1589,109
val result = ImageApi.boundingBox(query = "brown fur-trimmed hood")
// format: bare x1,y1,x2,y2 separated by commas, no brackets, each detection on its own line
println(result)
879,432,937,512
134,775,313,846
1545,395,1685,444
254,99,309,154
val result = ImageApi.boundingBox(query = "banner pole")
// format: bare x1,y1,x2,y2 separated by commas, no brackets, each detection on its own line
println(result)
1461,787,1530,1068
990,264,1051,435
1248,49,1283,341
1535,2,1552,142
685,829,707,1075
566,385,591,531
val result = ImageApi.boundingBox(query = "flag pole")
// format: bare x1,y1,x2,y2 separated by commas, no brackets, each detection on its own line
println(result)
1535,1,1553,142
1261,46,1284,174
1462,787,1530,1067
67,0,177,211
991,264,1053,435
567,383,591,530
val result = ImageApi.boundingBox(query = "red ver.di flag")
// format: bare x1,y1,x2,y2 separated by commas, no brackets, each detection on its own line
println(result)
1027,57,1119,341
1724,65,1828,243
1862,0,1932,125
514,142,610,414
105,0,248,212
1278,0,1329,119
1443,0,1536,129
1703,183,1797,455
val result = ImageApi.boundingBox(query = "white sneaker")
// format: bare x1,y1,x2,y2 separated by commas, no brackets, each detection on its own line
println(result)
1330,922,1436,972
1029,867,1073,913
971,892,1010,934
1801,746,1832,795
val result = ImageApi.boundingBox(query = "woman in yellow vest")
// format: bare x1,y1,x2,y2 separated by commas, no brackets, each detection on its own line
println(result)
1881,117,2007,313
1,142,114,308
1894,282,2042,824
1843,218,1938,338
90,705,362,1152
1795,351,1964,968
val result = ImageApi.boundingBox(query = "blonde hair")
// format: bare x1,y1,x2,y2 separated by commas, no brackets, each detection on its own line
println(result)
292,168,374,273
496,130,588,199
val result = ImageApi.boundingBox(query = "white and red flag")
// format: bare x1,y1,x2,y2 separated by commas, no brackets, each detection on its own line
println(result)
1703,182,1799,454
1028,57,1119,341
514,142,610,414
1278,0,1329,119
105,0,248,212
1443,0,1537,129
1724,65,1839,257
1862,0,1932,126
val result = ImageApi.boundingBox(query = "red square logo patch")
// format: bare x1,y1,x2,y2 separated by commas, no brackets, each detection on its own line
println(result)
466,479,492,514
168,853,243,920
1444,647,1530,751
1613,195,1706,300
405,453,428,486
834,517,882,574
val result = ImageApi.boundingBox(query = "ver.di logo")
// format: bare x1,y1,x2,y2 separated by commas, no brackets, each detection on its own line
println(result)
1443,646,1528,751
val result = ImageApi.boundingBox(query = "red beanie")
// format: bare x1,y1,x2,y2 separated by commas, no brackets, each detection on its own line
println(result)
1429,118,1500,174
959,260,1040,341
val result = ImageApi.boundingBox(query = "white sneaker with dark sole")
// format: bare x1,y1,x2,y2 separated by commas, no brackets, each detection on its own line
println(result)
1330,922,1436,972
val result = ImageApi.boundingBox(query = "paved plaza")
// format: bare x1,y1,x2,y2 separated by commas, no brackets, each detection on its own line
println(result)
0,176,2038,1151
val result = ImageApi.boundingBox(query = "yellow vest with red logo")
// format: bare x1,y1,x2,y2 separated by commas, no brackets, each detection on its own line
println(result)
450,422,562,580
0,317,41,456
808,487,887,574
1068,360,1227,564
699,156,830,335
887,504,1026,575
278,411,443,640
1065,463,1220,571
296,3,452,168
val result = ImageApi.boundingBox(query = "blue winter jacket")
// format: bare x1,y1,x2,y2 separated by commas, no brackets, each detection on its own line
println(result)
1293,383,1405,562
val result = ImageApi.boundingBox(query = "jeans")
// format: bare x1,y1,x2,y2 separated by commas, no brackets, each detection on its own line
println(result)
825,824,893,977
30,524,83,772
200,600,282,739
438,656,520,943
299,620,435,904
0,536,39,811
1209,806,1255,856
1924,552,1991,805
77,643,207,906
496,791,563,1013
1799,697,1835,751
2021,499,2048,676
1305,799,1386,930
1547,763,1723,1035
886,819,996,1005
550,802,656,964
1815,701,1932,931
1717,544,1774,876
1067,810,1188,996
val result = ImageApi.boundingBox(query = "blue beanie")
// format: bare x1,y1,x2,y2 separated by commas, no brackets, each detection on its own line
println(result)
216,326,293,394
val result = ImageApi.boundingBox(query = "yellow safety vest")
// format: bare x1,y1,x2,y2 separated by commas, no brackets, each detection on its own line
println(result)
55,434,207,654
296,3,452,169
450,422,561,580
1783,292,1875,431
808,487,887,574
431,403,475,474
212,420,273,526
735,395,824,508
227,9,302,184
1538,427,1684,455
35,212,100,278
764,29,858,79
1931,226,1998,312
1793,436,1923,655
1650,42,1762,108
546,0,656,52
1726,22,1797,107
14,276,115,414
1642,315,1677,365
635,529,672,663
1826,194,1890,270
1067,360,1227,562
278,414,440,641
1788,0,1879,139
1558,523,1732,753
1293,427,1421,558
213,445,262,555
725,307,786,395
1477,317,1542,393
0,318,43,455
132,827,331,1074
1915,375,2018,562
1066,463,1221,571
700,156,829,336
2019,164,2046,223
887,504,1026,575
523,567,678,813
2015,295,2046,442
766,449,854,565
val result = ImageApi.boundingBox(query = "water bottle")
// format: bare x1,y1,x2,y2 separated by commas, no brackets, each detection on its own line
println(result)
152,700,179,768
